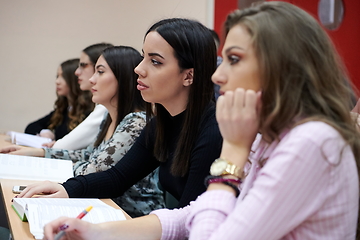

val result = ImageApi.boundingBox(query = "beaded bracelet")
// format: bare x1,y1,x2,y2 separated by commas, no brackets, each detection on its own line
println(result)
204,175,241,197
220,181,240,197
204,175,242,186
207,177,242,185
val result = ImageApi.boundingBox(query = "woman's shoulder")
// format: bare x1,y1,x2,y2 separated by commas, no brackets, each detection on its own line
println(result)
93,104,107,112
200,102,217,123
204,101,216,114
196,103,221,140
41,110,56,118
115,111,147,130
281,121,350,164
122,111,146,122
287,121,342,140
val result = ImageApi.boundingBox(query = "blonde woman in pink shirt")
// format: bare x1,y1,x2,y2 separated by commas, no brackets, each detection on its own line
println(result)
43,2,359,240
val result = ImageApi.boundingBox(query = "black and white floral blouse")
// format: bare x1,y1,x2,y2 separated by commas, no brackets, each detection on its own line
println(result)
44,111,165,217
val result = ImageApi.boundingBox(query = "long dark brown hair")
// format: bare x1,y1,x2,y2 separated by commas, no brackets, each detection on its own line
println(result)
82,43,114,68
144,18,217,176
94,46,145,147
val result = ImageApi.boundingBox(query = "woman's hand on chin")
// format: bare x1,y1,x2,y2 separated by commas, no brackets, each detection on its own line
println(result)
216,88,262,162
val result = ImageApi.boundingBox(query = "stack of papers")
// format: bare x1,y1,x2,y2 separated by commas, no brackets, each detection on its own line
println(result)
0,154,74,182
7,131,52,148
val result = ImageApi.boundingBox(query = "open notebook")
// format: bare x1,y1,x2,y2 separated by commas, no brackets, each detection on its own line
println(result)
0,154,73,182
12,198,126,239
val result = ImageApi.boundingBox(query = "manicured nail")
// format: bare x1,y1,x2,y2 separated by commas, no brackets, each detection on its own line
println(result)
59,224,69,231
14,195,18,198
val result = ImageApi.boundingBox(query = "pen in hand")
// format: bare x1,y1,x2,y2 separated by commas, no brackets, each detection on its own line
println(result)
54,205,93,240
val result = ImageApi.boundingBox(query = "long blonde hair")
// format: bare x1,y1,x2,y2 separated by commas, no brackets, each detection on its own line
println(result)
224,1,360,236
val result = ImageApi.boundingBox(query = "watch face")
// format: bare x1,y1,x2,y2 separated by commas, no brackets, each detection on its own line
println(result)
210,159,228,176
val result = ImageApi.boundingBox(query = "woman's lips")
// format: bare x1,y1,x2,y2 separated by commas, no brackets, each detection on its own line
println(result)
137,80,149,91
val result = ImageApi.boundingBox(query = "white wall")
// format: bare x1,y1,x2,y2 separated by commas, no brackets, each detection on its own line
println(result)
0,0,212,132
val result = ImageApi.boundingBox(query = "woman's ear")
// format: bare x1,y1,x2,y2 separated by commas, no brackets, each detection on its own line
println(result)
183,68,194,87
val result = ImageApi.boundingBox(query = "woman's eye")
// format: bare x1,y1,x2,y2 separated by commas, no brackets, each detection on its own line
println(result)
151,59,162,65
98,70,104,74
228,55,240,65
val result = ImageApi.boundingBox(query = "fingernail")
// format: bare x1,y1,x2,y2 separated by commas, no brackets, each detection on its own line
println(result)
14,195,18,198
11,198,13,202
59,224,69,231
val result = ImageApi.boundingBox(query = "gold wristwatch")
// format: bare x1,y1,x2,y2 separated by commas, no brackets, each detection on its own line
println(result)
210,158,243,178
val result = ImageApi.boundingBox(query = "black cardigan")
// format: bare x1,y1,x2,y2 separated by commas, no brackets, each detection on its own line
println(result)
24,109,69,140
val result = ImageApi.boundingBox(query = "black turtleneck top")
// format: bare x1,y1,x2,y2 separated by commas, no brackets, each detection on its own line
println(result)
63,103,222,208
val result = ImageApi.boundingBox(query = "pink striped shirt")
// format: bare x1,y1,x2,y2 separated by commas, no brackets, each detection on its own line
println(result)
152,121,359,240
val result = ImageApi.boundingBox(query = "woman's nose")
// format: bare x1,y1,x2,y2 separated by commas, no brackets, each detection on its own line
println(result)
89,73,96,84
75,67,81,76
211,65,226,86
134,61,146,78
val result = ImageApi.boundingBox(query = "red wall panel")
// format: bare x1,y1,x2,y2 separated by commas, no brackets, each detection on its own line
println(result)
214,0,360,91
214,0,237,43
291,0,360,90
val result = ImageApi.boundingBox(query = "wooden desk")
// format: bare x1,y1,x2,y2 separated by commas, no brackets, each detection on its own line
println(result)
1,179,130,240
0,134,12,148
